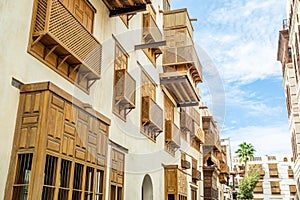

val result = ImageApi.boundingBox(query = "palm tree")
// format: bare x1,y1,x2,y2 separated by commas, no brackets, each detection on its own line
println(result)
235,142,255,173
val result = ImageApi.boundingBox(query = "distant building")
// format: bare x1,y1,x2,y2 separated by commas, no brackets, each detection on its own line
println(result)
232,155,296,200
277,0,300,199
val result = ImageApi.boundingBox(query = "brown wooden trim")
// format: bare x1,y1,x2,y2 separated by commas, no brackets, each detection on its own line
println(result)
20,81,111,125
4,93,26,200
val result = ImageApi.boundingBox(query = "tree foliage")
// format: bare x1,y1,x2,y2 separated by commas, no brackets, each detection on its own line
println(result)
237,172,260,200
235,142,255,171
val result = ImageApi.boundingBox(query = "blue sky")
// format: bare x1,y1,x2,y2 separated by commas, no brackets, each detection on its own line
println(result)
171,0,291,156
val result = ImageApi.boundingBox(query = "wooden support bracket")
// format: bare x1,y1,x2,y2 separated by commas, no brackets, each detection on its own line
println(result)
45,45,58,60
31,35,44,47
57,55,71,69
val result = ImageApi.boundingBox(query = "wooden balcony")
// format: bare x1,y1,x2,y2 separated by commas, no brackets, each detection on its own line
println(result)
143,13,163,53
192,169,201,181
218,173,228,184
192,125,205,144
217,152,226,163
163,45,202,83
220,163,230,175
115,70,136,109
181,160,191,169
102,0,151,16
180,110,194,133
165,120,181,148
141,96,163,133
31,0,101,90
202,116,221,150
253,182,263,194
271,188,281,194
160,71,200,106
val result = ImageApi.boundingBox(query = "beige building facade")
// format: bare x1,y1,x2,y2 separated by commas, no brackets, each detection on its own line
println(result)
0,0,230,200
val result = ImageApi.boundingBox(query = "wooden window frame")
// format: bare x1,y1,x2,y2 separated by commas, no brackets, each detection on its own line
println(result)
142,5,159,66
40,154,106,199
270,181,281,194
113,42,129,121
12,153,33,200
28,0,101,93
140,70,158,141
109,149,125,200
5,82,110,200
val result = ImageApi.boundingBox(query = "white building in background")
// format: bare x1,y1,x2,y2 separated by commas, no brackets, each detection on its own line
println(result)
232,154,296,200
221,138,234,200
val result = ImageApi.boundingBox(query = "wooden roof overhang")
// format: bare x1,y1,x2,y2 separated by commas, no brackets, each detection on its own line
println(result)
102,0,151,17
160,71,200,107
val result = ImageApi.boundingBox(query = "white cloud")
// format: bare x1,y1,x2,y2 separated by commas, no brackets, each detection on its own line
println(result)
223,123,292,156
195,0,286,84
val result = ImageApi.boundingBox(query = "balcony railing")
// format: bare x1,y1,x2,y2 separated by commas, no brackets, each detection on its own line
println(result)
143,13,163,44
165,120,181,148
181,160,191,169
102,0,151,16
32,0,101,81
192,169,201,181
180,110,194,133
115,70,136,109
141,96,163,133
163,45,202,82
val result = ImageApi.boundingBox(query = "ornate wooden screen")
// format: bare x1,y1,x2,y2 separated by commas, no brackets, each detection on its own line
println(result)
113,43,136,119
29,0,102,92
110,149,125,200
5,82,110,199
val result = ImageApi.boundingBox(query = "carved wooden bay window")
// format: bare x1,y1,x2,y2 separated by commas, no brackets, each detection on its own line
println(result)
181,153,190,170
29,0,102,92
110,149,125,200
191,158,201,183
160,9,202,107
113,44,136,120
164,165,188,200
5,82,110,200
141,71,163,140
164,95,181,155
142,5,163,65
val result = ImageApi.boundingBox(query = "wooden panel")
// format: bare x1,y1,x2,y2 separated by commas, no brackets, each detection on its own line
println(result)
164,95,174,121
110,149,125,185
165,168,177,193
141,72,156,100
19,126,38,149
60,0,94,33
177,170,187,195
65,103,76,124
